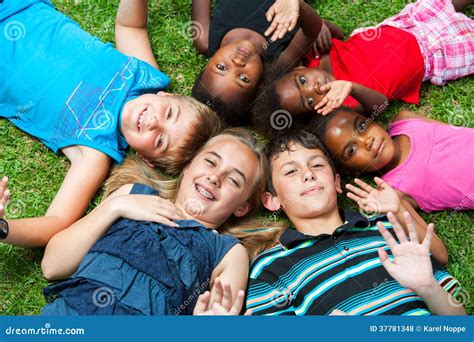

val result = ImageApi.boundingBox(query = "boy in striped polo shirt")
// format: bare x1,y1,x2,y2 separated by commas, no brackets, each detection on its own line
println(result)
246,130,466,315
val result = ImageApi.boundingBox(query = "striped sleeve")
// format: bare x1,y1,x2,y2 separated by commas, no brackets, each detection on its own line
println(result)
246,276,296,316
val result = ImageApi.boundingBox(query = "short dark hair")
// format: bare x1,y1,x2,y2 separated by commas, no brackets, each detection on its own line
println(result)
192,70,251,127
307,106,360,145
251,66,312,139
264,129,336,194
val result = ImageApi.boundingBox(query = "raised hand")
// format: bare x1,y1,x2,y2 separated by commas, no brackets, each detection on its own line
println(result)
377,212,436,294
313,22,332,56
314,80,353,115
0,176,11,219
346,177,401,215
264,0,300,42
193,278,251,315
111,194,185,227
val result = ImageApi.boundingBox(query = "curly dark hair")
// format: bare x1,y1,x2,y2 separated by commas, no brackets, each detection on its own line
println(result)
251,66,311,139
192,70,251,127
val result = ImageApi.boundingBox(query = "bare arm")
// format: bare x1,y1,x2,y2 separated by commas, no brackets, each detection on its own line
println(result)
351,83,389,116
277,1,323,69
323,20,344,40
192,0,211,55
115,0,159,69
4,148,111,247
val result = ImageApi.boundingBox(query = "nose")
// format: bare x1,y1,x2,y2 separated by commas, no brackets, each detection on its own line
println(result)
303,167,317,182
231,56,246,67
146,113,160,131
364,136,375,150
208,173,221,188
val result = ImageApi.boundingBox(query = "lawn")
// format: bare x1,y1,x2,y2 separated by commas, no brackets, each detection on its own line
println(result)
0,0,472,315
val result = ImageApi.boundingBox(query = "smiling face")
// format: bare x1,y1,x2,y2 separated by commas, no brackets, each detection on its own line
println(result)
201,39,264,107
176,135,260,228
275,66,335,117
324,110,396,172
120,92,197,163
267,143,342,221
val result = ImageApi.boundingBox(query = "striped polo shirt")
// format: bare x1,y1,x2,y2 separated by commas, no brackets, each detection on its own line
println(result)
246,209,460,315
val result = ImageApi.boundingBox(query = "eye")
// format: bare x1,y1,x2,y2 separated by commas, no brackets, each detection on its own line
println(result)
216,64,226,71
357,121,367,132
347,144,357,157
299,75,306,85
311,163,323,168
166,107,172,120
284,169,296,176
239,75,250,83
205,158,216,167
157,135,164,148
228,177,240,187
307,97,314,107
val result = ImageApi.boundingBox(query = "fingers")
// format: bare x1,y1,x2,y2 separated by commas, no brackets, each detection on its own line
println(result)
212,278,224,305
221,281,233,311
354,178,375,192
229,290,246,315
193,291,211,315
376,220,398,250
377,247,395,275
264,20,278,37
345,182,370,198
153,215,180,227
421,223,434,250
314,95,329,111
404,211,419,244
387,212,408,243
374,176,389,189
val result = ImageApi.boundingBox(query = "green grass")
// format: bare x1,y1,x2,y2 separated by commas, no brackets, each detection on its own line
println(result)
0,0,472,315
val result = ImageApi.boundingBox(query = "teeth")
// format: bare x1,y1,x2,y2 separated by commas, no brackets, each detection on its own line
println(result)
196,184,214,200
138,111,146,128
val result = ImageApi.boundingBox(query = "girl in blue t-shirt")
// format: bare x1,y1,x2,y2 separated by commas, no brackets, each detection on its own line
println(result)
36,128,266,315
0,0,221,248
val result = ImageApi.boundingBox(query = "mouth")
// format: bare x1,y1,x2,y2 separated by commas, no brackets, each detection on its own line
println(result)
195,183,216,201
136,107,147,132
237,47,254,59
375,139,386,159
301,185,324,196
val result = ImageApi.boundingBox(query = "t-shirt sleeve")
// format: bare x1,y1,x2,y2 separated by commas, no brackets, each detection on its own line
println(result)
211,234,240,269
127,58,170,97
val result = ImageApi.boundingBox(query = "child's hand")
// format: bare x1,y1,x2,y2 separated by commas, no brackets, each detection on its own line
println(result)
0,176,11,219
313,22,332,56
111,194,184,227
264,0,300,42
193,278,252,315
346,177,401,215
377,212,437,294
314,80,353,115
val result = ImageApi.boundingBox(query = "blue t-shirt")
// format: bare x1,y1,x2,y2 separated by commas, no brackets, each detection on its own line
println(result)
42,183,240,315
0,0,170,163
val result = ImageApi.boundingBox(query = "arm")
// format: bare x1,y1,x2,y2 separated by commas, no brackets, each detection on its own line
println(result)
42,184,184,280
313,20,344,56
324,20,344,40
276,1,323,69
314,81,389,116
377,212,466,315
115,0,159,69
191,0,211,55
346,177,448,265
193,244,250,315
4,148,111,247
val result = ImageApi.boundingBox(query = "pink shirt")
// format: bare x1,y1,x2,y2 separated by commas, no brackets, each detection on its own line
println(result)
382,119,474,212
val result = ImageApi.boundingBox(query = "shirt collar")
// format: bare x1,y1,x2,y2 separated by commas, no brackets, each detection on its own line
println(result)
279,209,369,248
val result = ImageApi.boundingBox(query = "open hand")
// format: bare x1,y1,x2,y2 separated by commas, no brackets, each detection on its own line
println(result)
0,176,11,219
377,212,436,294
193,278,251,315
314,80,352,115
111,194,185,227
264,0,299,42
346,177,401,215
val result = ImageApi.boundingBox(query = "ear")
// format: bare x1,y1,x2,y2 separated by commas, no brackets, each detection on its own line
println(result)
137,153,155,168
233,201,252,218
335,174,343,194
261,191,282,211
